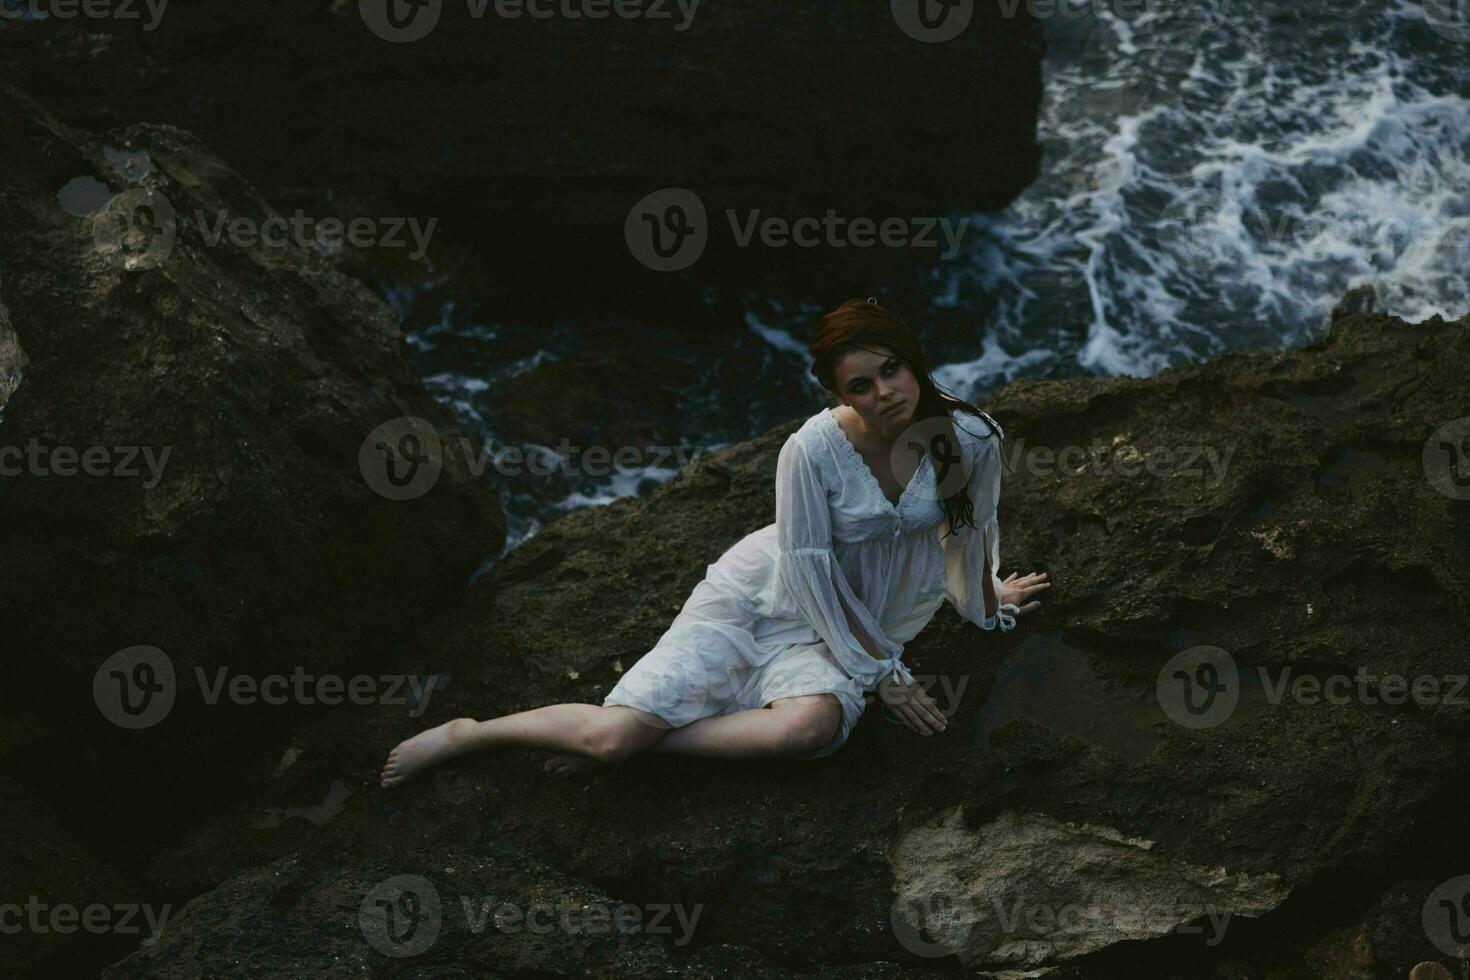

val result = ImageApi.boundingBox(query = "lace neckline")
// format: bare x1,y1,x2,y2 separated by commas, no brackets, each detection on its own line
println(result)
821,407,930,514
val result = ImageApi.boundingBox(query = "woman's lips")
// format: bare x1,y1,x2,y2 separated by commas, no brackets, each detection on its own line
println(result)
882,401,905,415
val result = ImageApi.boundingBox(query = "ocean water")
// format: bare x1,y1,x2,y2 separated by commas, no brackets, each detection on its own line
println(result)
933,0,1470,383
384,1,1470,568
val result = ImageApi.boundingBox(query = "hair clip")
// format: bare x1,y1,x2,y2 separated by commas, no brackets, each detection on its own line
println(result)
866,296,878,305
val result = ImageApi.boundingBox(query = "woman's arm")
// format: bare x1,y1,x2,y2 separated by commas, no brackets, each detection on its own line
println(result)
774,434,910,690
941,414,1049,630
838,591,888,662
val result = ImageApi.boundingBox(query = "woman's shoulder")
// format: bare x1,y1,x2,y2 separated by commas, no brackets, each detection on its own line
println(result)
947,406,1004,449
781,409,840,467
790,407,839,449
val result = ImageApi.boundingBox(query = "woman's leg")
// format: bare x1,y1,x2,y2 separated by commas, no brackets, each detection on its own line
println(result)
380,703,669,789
646,693,842,759
382,694,844,787
548,695,841,774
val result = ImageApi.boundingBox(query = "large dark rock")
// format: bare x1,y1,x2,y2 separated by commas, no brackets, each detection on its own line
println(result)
0,82,505,976
0,777,139,979
0,0,1044,316
101,303,1470,977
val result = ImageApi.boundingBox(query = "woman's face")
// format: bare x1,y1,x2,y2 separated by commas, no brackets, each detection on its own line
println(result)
830,345,921,439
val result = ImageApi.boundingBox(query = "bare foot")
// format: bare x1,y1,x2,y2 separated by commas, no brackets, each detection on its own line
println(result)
380,717,478,789
543,753,604,778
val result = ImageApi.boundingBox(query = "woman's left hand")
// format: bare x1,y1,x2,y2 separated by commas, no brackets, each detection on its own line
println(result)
1000,570,1050,616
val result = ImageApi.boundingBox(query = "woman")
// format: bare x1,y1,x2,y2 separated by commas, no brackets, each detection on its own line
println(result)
380,297,1050,787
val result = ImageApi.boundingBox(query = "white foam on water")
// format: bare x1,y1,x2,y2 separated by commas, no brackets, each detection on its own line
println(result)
745,308,810,357
924,0,1469,398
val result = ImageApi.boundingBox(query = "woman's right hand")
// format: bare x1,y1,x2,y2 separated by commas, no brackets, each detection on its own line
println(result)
876,673,948,736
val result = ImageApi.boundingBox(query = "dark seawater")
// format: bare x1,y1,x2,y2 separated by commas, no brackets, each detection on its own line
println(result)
381,1,1470,571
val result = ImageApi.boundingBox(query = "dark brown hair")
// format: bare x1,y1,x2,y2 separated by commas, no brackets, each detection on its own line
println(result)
809,297,1001,539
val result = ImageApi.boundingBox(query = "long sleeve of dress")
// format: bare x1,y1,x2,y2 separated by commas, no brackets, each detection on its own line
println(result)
942,416,1021,632
774,434,913,691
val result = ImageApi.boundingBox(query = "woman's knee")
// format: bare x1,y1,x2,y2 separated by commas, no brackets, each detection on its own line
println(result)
772,694,842,756
583,708,667,762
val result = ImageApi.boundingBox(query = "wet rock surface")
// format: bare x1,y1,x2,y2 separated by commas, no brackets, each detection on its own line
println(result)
101,303,1470,978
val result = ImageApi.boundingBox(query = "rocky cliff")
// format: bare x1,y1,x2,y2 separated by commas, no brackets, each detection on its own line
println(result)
3,7,1468,976
99,296,1470,978
0,0,1044,316
0,82,504,977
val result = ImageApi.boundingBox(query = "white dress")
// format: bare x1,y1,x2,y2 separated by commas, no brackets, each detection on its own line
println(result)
601,405,1021,759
